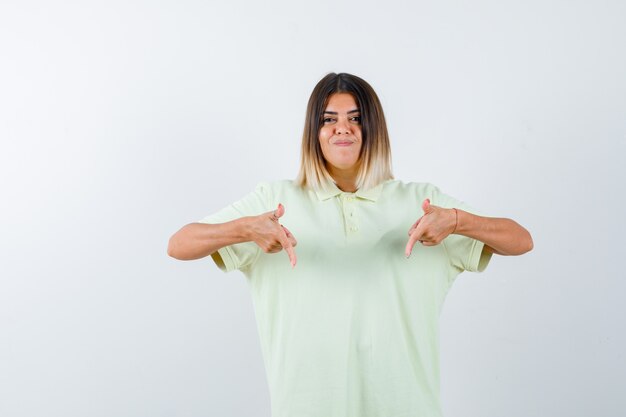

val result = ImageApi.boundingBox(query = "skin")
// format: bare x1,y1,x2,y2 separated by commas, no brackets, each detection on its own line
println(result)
258,92,363,265
249,203,297,266
167,204,297,266
167,93,533,266
318,93,363,192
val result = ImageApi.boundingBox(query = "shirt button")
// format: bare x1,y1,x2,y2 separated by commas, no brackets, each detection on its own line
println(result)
350,226,358,232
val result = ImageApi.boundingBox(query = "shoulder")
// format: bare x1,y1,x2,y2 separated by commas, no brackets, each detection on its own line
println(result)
255,179,304,194
380,180,455,207
252,179,312,203
381,179,442,197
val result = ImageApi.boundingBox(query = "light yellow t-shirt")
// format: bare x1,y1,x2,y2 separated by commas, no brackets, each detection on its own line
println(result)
199,179,491,417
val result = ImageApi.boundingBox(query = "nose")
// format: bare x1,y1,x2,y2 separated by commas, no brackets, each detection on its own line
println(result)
335,119,351,135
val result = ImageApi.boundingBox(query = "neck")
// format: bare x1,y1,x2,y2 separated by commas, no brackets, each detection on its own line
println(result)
328,165,358,193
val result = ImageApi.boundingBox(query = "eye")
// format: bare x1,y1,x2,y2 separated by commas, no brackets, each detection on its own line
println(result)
323,117,335,124
350,116,361,123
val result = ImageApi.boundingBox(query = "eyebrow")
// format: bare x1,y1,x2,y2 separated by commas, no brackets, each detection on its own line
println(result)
323,109,360,115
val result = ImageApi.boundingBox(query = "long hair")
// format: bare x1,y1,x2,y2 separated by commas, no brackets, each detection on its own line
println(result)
295,72,393,192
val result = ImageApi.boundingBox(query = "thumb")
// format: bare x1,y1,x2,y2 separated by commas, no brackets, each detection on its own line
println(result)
422,198,431,214
272,203,285,219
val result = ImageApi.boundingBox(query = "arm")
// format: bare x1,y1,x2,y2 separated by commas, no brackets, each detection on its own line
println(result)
167,203,298,266
167,218,252,261
454,209,533,256
406,199,533,257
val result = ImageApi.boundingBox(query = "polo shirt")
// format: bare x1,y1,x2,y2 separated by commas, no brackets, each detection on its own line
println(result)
199,179,492,417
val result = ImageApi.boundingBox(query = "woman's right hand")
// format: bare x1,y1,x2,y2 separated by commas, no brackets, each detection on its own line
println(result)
247,203,297,267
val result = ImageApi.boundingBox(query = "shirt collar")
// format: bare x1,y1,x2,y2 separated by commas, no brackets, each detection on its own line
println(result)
314,180,386,202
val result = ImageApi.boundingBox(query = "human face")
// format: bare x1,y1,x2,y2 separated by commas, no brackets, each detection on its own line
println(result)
319,93,363,176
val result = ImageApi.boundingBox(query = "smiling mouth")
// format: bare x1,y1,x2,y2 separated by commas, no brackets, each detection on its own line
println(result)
333,140,354,146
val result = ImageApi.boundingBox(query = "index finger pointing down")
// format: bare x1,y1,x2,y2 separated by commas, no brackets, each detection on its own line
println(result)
278,229,297,267
281,225,297,246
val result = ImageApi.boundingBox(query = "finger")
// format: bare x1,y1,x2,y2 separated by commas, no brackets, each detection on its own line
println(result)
405,232,421,258
284,242,297,267
408,217,422,236
411,220,428,244
271,203,285,221
281,225,297,246
266,241,283,253
422,198,431,214
406,219,430,257
278,229,297,267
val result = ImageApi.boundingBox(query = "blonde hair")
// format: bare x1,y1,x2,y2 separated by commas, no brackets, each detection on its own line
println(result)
295,73,393,192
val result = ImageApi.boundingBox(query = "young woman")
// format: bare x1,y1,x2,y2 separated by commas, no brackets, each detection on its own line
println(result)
168,72,533,417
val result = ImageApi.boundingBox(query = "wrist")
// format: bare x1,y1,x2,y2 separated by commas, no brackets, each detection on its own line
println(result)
450,208,458,234
453,209,476,236
236,216,255,242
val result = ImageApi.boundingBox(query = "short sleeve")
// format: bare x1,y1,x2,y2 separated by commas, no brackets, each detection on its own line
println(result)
198,182,272,273
431,187,492,273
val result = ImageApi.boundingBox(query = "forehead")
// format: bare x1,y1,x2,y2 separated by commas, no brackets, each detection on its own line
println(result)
324,93,358,111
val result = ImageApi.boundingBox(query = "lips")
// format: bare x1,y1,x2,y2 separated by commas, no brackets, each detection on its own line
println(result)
333,140,354,146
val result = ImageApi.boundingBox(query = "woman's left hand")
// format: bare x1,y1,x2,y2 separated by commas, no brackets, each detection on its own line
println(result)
405,199,456,257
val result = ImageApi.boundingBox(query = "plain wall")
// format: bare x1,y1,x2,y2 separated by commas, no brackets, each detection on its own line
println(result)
1,1,625,416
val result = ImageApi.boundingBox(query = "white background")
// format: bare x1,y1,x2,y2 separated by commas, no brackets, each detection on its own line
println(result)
1,1,625,416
